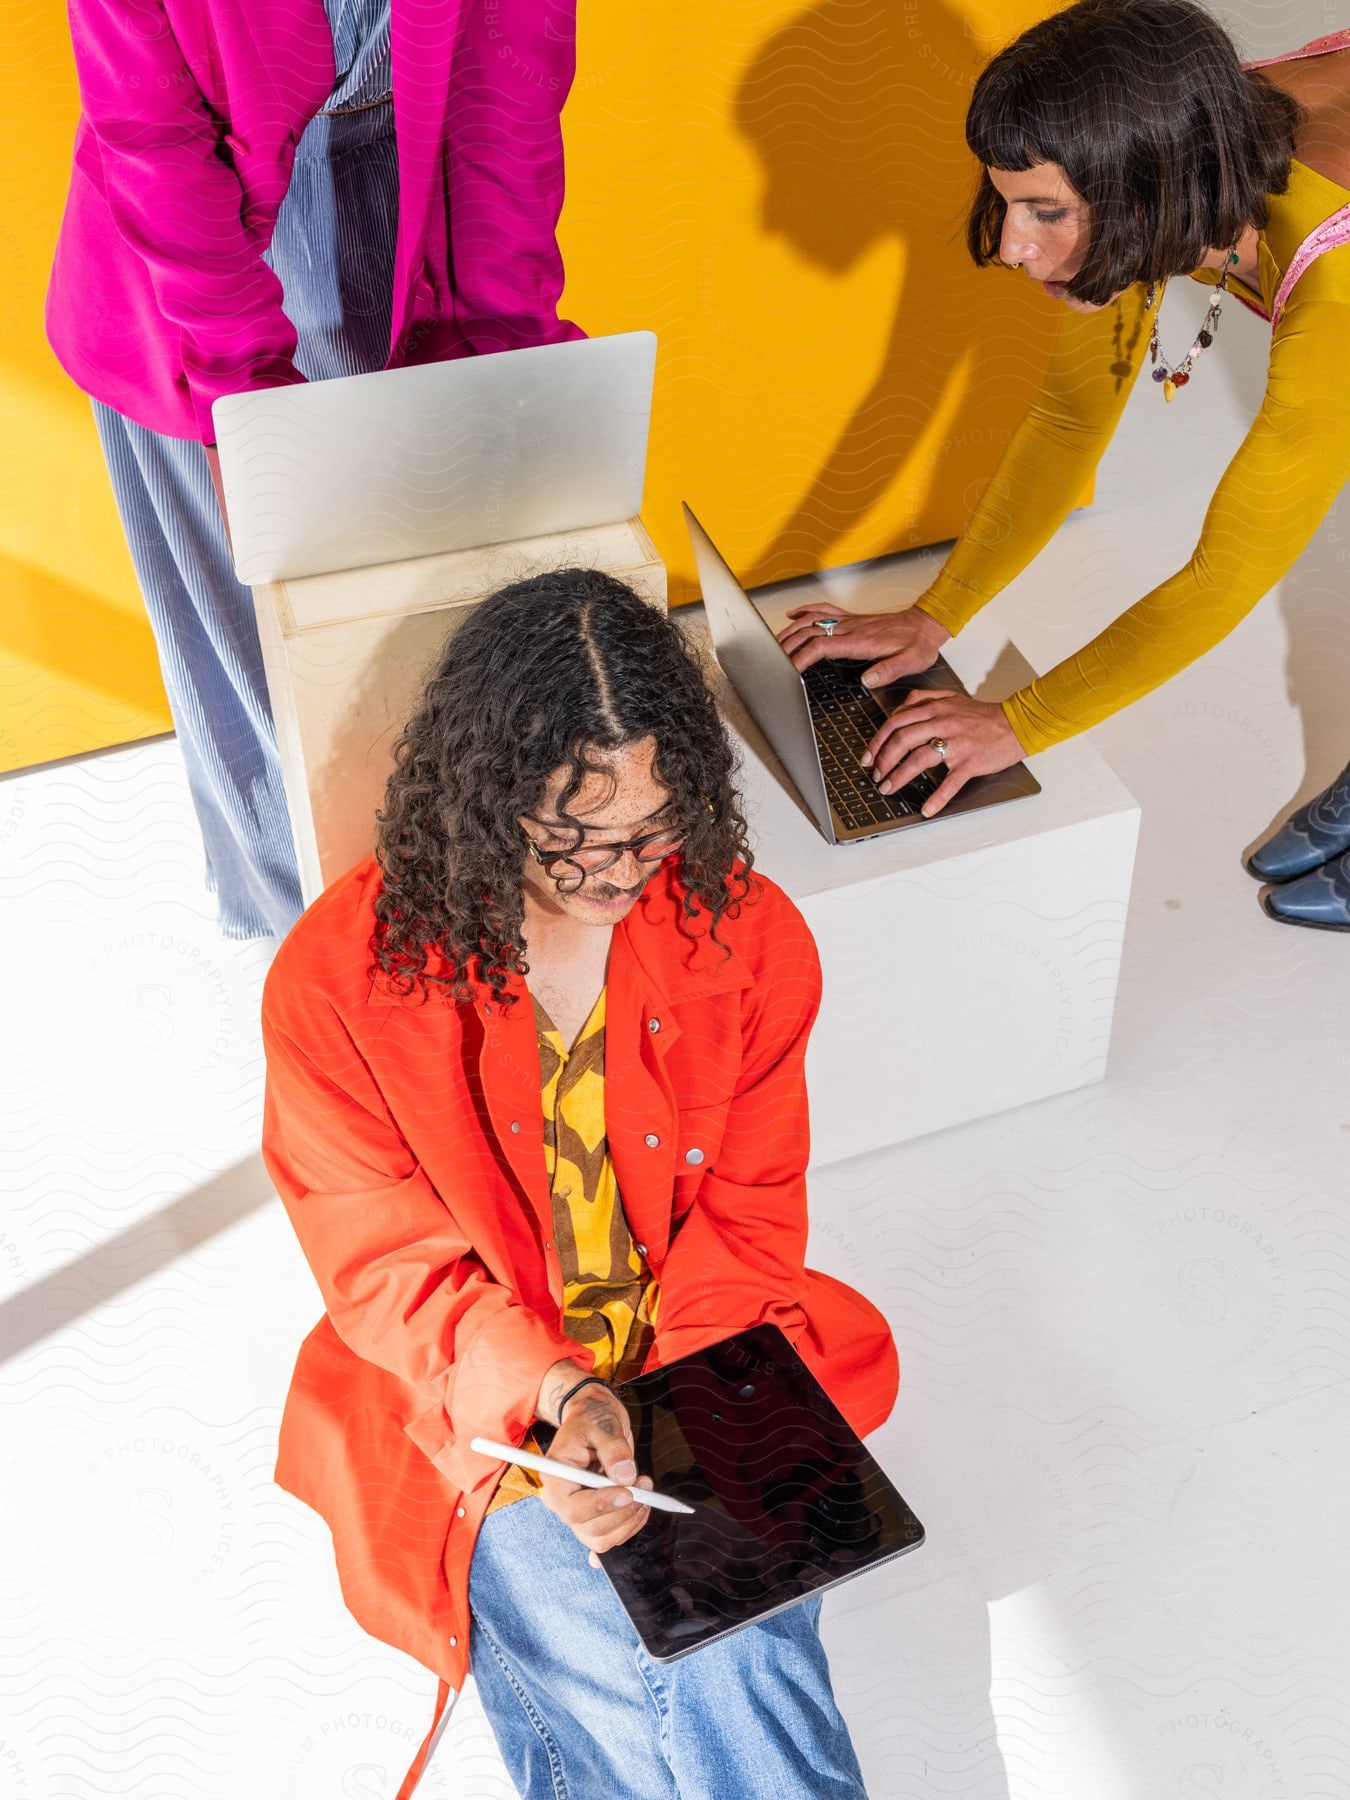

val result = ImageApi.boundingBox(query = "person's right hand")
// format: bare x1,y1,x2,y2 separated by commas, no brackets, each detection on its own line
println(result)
777,599,951,687
534,1363,654,1567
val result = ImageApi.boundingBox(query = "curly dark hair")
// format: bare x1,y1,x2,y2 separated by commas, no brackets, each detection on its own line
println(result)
368,568,754,1006
964,0,1306,306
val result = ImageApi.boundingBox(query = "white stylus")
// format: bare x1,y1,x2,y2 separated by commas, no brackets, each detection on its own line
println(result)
470,1437,695,1514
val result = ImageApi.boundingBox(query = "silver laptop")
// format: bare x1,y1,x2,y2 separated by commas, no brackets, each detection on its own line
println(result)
212,331,658,584
683,504,1041,845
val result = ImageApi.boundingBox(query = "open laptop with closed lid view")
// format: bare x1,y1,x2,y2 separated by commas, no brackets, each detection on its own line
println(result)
212,330,658,584
683,503,1041,845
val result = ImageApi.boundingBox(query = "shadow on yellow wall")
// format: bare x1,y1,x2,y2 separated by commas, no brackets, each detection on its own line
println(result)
559,0,1077,605
5,0,1070,772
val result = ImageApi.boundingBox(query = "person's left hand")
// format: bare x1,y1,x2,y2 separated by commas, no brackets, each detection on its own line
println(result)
863,688,1026,816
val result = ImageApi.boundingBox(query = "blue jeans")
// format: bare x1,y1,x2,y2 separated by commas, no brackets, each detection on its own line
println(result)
89,95,397,942
467,1496,870,1799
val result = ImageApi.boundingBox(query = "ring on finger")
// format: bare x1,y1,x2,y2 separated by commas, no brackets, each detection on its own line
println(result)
879,743,934,793
818,617,837,637
927,736,949,760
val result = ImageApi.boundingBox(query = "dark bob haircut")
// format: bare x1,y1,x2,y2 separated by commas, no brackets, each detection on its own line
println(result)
965,0,1305,306
368,567,753,1006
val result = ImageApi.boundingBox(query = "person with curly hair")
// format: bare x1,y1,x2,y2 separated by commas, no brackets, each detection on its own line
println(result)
259,568,899,1798
780,2,1350,929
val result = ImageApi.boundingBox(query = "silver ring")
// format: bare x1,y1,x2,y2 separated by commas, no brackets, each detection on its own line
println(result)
928,737,949,760
818,618,837,638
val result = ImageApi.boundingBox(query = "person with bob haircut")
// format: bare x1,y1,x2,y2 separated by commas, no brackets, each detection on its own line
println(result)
259,569,899,1798
781,1,1350,930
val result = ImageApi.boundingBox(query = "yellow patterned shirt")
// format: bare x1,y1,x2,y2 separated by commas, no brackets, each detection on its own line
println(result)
486,986,659,1512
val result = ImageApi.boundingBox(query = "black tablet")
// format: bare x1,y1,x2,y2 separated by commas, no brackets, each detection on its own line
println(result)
589,1323,924,1662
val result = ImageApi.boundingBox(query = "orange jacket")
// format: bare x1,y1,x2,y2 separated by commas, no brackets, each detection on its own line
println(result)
261,854,899,1788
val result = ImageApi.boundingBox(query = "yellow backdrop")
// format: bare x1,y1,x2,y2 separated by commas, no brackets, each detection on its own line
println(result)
4,0,1073,773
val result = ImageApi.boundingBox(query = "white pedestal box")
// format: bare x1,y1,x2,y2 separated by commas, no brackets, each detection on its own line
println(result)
250,516,665,904
677,566,1141,1165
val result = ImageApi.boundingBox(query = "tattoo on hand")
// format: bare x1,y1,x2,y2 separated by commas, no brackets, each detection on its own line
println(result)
538,1362,597,1427
584,1397,620,1438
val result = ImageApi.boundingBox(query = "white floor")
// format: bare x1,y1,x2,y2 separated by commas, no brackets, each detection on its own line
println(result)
6,271,1350,1800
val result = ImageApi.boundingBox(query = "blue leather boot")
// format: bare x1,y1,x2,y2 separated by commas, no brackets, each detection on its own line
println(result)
1246,758,1350,880
1260,847,1350,931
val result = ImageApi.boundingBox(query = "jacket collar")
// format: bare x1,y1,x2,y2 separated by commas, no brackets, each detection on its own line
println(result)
615,865,756,1004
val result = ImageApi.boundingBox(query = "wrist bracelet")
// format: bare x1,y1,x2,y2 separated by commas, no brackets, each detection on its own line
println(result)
556,1374,611,1423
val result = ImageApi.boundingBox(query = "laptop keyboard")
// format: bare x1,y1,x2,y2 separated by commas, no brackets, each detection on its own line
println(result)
801,658,942,832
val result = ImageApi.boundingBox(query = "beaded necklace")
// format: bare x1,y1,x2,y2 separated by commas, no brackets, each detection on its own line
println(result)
1145,246,1241,402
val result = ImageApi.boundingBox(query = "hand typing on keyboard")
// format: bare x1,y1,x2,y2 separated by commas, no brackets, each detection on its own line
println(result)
861,689,1026,817
803,659,944,824
777,599,951,683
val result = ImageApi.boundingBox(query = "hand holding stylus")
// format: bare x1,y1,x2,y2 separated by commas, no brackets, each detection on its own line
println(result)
471,1440,693,1514
525,1362,662,1566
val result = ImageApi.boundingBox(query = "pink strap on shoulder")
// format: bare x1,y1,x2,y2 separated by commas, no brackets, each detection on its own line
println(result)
1269,200,1350,328
1243,27,1350,69
1237,30,1350,325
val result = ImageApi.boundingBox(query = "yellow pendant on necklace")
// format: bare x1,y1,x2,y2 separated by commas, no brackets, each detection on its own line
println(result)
1163,378,1177,403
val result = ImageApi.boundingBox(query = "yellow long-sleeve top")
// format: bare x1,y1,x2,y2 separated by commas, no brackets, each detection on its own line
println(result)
920,157,1350,755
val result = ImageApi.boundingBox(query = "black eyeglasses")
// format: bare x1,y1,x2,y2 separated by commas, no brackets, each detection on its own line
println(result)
523,817,689,888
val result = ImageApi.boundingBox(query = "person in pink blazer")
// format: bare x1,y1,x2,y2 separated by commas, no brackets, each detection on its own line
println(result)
46,0,585,941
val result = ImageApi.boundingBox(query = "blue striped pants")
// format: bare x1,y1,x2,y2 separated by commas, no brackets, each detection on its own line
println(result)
92,101,398,940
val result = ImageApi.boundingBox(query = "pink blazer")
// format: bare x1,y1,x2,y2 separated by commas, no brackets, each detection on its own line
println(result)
46,0,584,442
